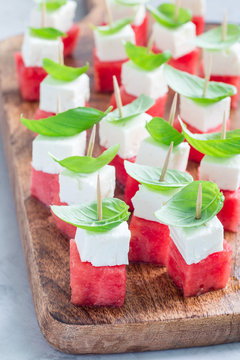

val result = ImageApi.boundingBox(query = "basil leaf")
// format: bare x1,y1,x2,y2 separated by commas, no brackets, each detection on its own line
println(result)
146,117,184,146
180,118,240,157
50,144,120,173
124,161,193,191
124,42,171,71
195,24,240,50
116,0,150,6
155,181,224,228
106,94,154,125
147,3,191,29
51,198,130,232
164,64,237,105
91,18,133,36
38,0,67,11
43,58,89,82
21,107,112,137
29,27,66,40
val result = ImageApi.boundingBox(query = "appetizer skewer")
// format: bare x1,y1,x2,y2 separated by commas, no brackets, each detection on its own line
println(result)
178,0,206,35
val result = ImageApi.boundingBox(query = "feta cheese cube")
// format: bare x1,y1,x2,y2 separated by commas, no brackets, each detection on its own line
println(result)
22,31,63,67
132,185,180,222
39,74,90,113
136,137,190,172
30,0,77,33
203,43,240,77
178,0,206,16
121,61,168,99
32,132,86,174
94,24,135,62
99,112,152,159
59,165,116,204
107,0,146,26
153,21,196,59
75,221,131,267
170,216,224,265
180,95,231,132
199,155,240,191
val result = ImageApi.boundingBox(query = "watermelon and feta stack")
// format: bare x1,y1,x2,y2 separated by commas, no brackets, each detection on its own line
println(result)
51,183,131,307
35,59,90,119
29,0,79,56
21,106,109,207
110,42,171,117
155,181,232,297
179,0,206,35
148,3,200,75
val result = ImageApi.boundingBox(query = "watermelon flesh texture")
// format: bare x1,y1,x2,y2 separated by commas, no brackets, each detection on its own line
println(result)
70,239,126,306
129,215,170,266
218,188,240,233
152,46,200,75
35,108,55,120
51,194,77,238
62,23,80,57
15,52,47,101
110,85,168,118
124,176,139,211
131,14,148,46
192,15,205,35
167,238,232,297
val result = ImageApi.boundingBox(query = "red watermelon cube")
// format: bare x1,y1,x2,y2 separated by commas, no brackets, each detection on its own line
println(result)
62,23,80,57
217,188,240,233
34,108,55,120
167,238,232,297
124,176,139,211
131,14,148,46
192,15,205,35
70,239,126,307
51,195,77,239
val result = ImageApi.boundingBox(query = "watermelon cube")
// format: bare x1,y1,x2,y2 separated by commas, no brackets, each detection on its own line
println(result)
110,85,168,118
217,188,240,233
70,239,126,306
167,238,232,297
34,108,55,120
192,15,205,35
124,176,139,211
62,23,80,57
15,52,47,101
131,14,148,46
129,215,170,266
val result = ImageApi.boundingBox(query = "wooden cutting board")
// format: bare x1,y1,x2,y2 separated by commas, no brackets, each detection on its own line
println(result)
0,0,240,354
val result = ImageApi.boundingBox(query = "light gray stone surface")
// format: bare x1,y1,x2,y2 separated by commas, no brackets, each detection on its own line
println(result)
0,1,240,359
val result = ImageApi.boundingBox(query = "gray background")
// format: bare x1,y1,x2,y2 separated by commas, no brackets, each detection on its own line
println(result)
0,1,240,359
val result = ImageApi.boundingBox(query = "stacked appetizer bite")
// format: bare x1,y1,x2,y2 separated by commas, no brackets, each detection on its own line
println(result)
148,2,199,74
52,180,131,307
30,0,79,56
179,0,206,35
35,58,90,119
110,42,171,117
164,65,236,162
21,106,108,207
155,181,232,297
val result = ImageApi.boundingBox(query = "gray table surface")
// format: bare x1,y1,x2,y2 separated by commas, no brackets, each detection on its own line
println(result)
0,1,240,359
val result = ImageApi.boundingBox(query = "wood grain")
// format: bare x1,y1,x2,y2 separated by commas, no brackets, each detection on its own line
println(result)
0,1,240,354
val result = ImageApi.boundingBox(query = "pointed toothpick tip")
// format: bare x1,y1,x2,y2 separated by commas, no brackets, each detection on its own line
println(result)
222,10,227,42
169,93,178,127
104,0,113,28
113,75,123,118
221,111,227,140
87,124,96,157
160,141,174,182
41,1,46,28
203,54,212,98
97,174,103,221
196,183,202,220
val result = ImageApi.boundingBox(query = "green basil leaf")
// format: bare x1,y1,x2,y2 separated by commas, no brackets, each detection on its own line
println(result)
91,18,133,36
195,24,240,50
43,58,89,82
155,181,224,227
51,198,130,232
106,94,154,125
50,144,120,173
38,0,67,12
124,161,193,191
29,27,66,40
147,3,191,29
146,117,184,146
21,107,112,137
124,42,171,71
164,64,237,105
116,0,150,6
180,118,240,157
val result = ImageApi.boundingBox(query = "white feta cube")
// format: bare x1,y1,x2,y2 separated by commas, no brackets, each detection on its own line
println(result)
121,61,168,99
75,222,131,267
203,43,240,77
59,165,116,204
136,137,190,172
39,74,90,113
132,185,180,222
32,132,86,174
99,112,152,159
107,0,146,26
180,95,231,132
94,24,135,62
177,0,206,16
199,155,240,191
22,31,63,67
30,0,77,33
153,21,196,59
170,216,224,265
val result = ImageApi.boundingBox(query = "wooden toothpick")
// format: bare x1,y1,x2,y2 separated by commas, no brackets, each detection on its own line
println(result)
113,75,123,118
57,95,61,114
174,0,181,23
196,183,202,220
160,141,173,182
169,93,178,127
221,111,227,140
147,31,155,53
41,1,46,28
97,174,103,221
58,42,64,65
222,10,227,42
104,0,113,28
87,125,96,157
202,54,212,98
